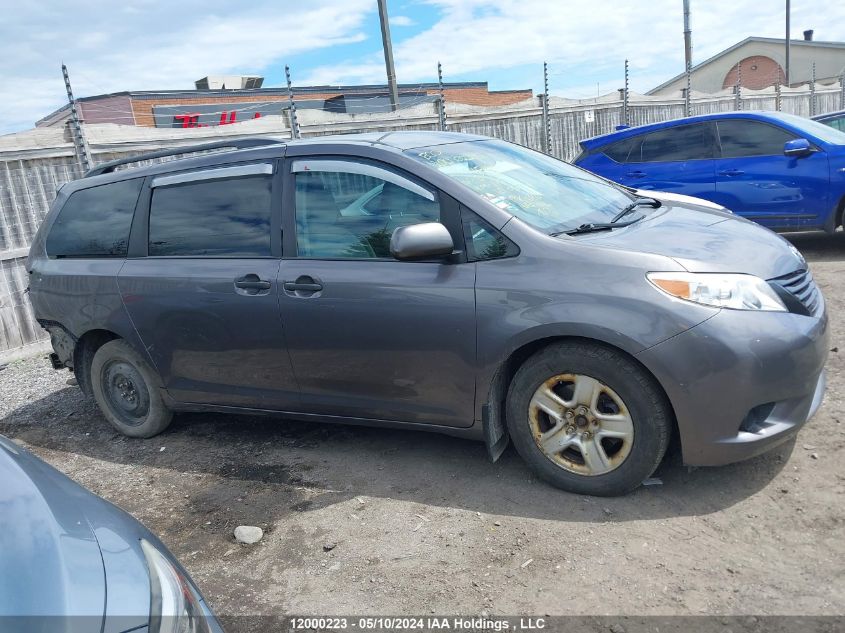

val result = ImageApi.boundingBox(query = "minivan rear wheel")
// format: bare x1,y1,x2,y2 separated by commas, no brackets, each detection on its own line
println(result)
90,340,173,438
506,341,670,496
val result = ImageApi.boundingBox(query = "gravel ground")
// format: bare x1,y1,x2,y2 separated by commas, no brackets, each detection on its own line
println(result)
1,232,844,625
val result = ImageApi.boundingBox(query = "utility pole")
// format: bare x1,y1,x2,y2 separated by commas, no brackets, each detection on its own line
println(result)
683,0,693,75
785,0,791,85
61,64,92,171
377,0,400,112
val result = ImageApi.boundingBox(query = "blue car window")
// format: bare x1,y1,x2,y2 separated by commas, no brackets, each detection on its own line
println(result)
716,120,797,158
601,138,636,163
635,123,712,162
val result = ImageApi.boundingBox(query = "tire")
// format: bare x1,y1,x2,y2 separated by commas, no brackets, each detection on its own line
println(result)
90,339,173,438
506,341,670,496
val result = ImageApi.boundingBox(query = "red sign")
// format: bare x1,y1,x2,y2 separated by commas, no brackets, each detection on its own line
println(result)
173,111,262,128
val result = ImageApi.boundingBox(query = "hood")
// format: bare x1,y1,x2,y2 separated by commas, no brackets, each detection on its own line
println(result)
0,436,106,629
576,203,805,279
636,189,728,212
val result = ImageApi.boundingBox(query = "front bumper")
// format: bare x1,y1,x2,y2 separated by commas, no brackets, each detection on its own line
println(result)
636,302,829,467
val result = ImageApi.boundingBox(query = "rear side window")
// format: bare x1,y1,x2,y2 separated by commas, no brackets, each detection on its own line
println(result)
149,174,273,256
717,119,799,157
634,123,713,162
46,178,143,258
601,138,635,163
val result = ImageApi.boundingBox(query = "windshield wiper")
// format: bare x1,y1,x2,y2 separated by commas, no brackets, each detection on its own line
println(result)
611,196,661,224
551,216,644,236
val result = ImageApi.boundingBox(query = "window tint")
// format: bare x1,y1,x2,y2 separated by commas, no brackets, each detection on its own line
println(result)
602,138,635,163
717,120,797,157
46,178,143,258
294,161,441,259
828,117,845,133
149,173,272,256
462,210,519,261
634,124,712,162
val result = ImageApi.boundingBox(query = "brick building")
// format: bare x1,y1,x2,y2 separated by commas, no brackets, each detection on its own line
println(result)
36,76,533,129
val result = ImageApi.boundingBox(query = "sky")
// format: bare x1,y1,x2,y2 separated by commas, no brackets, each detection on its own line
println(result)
0,0,843,135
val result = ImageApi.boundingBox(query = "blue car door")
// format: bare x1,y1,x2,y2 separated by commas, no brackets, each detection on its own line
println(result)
713,118,830,230
611,122,717,200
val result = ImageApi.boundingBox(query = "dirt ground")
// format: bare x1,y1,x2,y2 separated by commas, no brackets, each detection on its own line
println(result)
1,232,844,624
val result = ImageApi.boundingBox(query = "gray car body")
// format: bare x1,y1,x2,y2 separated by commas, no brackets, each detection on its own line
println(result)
0,434,222,633
26,131,829,467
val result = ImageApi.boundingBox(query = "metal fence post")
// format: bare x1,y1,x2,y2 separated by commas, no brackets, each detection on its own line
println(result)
285,65,301,139
61,64,92,171
623,59,630,125
734,62,742,110
437,61,447,131
810,62,816,116
841,69,845,109
684,61,692,117
542,61,551,154
775,75,782,111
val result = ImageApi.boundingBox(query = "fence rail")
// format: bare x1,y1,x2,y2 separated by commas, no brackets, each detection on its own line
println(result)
0,84,841,359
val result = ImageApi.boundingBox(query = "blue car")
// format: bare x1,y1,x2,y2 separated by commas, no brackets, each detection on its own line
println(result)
574,111,845,232
813,109,845,132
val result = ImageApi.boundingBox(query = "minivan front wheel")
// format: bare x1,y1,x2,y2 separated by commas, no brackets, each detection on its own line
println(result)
506,342,670,496
90,340,173,438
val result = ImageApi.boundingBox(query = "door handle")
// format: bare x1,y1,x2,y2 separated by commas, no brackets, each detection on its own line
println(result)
283,282,323,292
718,169,745,177
234,274,271,293
283,275,323,296
626,171,647,178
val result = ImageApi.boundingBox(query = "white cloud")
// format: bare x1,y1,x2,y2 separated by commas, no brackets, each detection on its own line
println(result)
0,0,373,134
2,0,843,134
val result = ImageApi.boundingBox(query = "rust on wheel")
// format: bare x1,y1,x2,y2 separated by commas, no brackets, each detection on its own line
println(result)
528,373,634,476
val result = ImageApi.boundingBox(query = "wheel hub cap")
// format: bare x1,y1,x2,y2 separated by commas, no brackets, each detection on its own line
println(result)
528,373,634,476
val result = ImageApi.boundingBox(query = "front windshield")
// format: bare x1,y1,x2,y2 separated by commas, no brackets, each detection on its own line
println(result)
405,139,635,232
776,112,845,144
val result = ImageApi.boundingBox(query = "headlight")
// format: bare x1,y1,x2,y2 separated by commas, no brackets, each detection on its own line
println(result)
140,539,212,633
647,272,787,311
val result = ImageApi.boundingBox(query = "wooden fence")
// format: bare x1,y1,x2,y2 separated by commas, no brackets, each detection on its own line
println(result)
0,84,841,360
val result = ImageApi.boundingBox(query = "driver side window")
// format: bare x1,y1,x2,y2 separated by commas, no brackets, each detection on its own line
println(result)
292,159,441,259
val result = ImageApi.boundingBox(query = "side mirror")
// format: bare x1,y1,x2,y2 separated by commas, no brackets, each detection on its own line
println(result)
390,222,454,261
784,138,812,158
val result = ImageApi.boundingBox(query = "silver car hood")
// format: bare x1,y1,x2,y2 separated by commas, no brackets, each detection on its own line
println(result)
0,437,106,629
579,203,805,279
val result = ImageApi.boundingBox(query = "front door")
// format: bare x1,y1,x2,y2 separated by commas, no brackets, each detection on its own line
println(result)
713,118,830,230
119,162,299,410
278,155,477,427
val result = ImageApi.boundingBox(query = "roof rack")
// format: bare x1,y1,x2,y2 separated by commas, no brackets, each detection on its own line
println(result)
84,137,286,178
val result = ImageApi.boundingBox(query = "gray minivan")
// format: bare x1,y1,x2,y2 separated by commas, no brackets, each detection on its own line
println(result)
27,132,829,496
